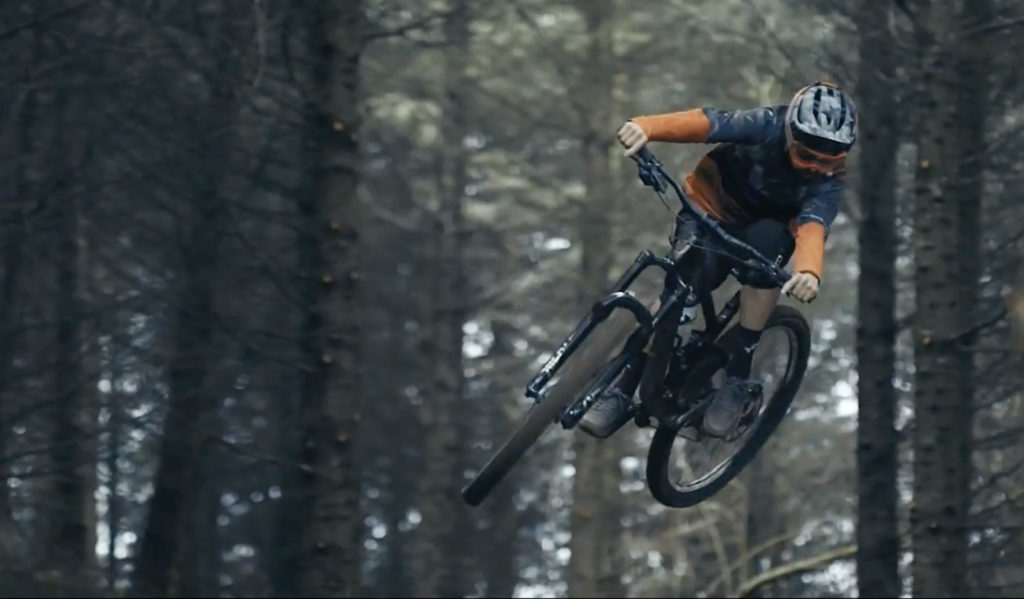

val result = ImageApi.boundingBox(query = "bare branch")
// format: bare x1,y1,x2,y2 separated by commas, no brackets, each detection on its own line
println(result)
363,8,455,43
735,544,857,598
0,0,94,45
963,16,1024,38
698,528,804,597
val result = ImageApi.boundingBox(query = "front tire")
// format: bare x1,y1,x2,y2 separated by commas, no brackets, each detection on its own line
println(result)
461,308,638,507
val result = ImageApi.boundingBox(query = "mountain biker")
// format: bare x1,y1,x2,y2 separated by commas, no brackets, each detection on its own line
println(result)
580,81,857,440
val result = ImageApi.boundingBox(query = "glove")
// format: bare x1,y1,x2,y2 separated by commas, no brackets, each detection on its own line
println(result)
617,121,648,157
782,272,819,303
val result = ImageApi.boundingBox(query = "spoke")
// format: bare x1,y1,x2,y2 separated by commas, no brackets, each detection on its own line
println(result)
667,324,797,491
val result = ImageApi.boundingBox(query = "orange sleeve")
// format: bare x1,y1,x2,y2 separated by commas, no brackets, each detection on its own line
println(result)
630,109,710,143
791,221,826,279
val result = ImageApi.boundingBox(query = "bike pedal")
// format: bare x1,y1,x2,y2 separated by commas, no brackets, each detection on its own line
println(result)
578,412,633,439
578,391,635,439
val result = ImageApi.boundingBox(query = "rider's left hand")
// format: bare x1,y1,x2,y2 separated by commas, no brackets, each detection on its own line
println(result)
782,272,819,303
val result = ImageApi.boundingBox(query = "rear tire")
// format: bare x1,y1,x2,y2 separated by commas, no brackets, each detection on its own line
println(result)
644,305,810,508
461,308,638,507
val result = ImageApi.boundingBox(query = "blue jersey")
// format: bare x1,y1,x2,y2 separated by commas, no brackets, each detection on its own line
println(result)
701,105,842,237
630,104,846,278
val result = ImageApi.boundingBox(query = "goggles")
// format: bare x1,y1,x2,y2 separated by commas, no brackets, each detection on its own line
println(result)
787,139,847,175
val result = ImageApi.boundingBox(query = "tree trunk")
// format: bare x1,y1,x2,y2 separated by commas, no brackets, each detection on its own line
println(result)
910,1,972,594
0,20,39,590
1014,267,1024,350
47,122,92,570
567,1,626,597
743,453,782,598
105,389,122,591
481,319,524,598
953,0,991,591
39,78,100,593
131,3,252,592
414,0,473,595
853,2,901,596
132,183,228,598
132,84,235,599
290,1,365,596
0,225,25,523
176,426,221,597
0,8,44,527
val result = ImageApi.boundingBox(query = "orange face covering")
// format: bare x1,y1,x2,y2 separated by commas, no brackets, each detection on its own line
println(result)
787,140,846,175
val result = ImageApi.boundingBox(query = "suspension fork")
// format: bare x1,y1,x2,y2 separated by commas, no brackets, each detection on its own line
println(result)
525,249,677,401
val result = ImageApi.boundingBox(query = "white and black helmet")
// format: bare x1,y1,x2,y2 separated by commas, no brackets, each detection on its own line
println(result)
785,81,857,155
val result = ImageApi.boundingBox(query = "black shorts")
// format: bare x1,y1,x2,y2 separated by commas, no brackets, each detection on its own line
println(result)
700,218,795,290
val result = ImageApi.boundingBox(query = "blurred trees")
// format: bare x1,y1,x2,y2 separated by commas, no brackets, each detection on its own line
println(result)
0,0,1021,597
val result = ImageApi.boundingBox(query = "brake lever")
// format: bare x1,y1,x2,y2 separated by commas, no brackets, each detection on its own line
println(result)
638,165,666,193
631,147,666,193
774,268,793,289
738,257,791,288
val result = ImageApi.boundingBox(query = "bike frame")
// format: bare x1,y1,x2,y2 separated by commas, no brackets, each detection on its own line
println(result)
524,148,792,432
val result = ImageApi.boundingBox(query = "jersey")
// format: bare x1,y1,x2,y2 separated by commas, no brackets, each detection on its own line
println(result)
629,105,845,280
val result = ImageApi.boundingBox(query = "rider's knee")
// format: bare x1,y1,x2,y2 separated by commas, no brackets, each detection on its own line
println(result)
744,219,795,262
736,219,795,289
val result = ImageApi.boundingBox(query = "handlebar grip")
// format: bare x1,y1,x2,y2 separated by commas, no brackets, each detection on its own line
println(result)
635,145,658,165
628,144,657,164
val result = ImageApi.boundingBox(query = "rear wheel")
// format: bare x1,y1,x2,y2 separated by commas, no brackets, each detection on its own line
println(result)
461,307,638,506
644,305,810,508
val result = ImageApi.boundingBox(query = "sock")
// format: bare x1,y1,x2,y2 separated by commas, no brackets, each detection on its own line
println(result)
727,325,763,379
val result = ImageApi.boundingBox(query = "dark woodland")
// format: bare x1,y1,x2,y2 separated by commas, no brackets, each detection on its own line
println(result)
0,1,1023,597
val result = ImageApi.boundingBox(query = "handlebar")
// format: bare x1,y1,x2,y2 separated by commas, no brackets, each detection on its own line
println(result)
629,146,793,288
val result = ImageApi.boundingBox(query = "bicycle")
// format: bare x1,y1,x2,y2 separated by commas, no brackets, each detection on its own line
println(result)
461,146,811,509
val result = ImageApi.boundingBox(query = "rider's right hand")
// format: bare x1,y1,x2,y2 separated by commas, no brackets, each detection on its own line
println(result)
782,271,819,303
617,121,648,157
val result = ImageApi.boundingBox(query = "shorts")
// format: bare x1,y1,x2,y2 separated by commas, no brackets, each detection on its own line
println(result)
699,218,795,290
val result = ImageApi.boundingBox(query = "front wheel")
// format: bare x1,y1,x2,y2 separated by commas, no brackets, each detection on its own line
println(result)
461,307,638,507
645,305,810,508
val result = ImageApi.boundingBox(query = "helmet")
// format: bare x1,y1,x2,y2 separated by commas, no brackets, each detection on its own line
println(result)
784,81,857,174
